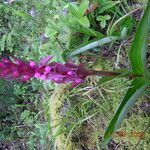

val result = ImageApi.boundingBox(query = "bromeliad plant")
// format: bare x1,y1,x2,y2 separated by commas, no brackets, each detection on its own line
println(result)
0,55,140,87
101,0,150,147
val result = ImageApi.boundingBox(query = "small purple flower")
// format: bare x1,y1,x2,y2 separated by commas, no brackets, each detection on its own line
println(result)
29,8,36,17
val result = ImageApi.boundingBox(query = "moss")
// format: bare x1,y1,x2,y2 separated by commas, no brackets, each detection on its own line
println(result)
49,84,75,150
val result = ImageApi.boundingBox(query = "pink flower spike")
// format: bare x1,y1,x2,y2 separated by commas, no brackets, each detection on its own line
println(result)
0,55,91,86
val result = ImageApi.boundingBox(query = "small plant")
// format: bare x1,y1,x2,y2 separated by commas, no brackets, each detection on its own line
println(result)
97,14,111,28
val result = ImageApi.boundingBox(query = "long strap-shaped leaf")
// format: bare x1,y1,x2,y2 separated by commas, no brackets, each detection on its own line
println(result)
68,27,127,57
101,1,150,147
129,1,150,79
101,79,148,147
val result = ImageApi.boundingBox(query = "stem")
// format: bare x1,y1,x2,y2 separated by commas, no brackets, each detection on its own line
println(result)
88,70,143,78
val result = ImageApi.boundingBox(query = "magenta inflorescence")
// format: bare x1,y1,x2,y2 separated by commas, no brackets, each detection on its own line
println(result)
0,56,90,86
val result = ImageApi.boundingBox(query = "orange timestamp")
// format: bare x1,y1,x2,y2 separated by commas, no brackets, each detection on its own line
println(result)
112,130,145,138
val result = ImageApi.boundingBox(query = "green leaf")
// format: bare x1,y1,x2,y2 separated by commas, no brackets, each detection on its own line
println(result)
68,36,118,57
72,26,104,37
100,20,106,28
101,79,148,147
97,15,111,21
3,3,32,19
98,1,120,14
104,15,111,20
79,0,89,16
69,1,89,17
97,15,105,21
78,16,90,27
69,3,82,18
108,8,141,36
129,1,150,79
68,2,106,37
68,27,127,57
